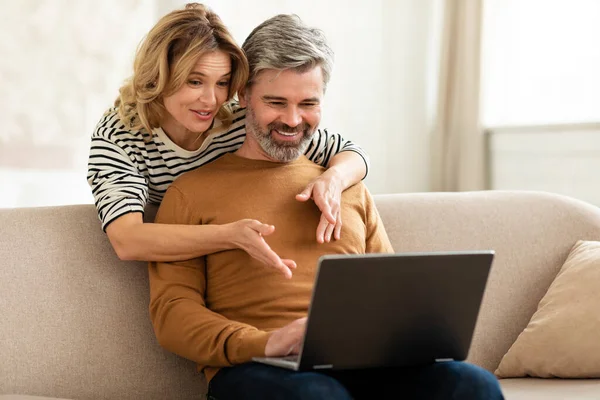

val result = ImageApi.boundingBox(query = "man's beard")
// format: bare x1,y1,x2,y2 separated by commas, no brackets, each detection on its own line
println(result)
246,106,315,162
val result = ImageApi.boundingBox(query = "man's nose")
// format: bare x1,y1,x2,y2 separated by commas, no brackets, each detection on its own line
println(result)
280,106,303,128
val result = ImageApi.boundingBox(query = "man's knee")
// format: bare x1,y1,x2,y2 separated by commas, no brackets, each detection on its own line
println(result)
288,373,352,400
439,362,504,399
209,366,352,400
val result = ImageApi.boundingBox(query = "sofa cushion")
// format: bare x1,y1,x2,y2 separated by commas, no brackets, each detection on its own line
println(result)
500,378,600,400
496,240,600,378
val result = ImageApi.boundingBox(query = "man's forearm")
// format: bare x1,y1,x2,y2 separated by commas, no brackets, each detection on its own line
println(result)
149,262,271,367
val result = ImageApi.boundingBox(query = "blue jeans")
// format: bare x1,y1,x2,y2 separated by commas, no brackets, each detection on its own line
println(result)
207,361,504,400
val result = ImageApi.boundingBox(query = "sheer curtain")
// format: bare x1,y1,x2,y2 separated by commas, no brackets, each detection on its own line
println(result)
430,0,485,192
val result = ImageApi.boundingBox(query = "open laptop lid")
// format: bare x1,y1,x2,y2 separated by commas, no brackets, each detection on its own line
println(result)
295,251,494,371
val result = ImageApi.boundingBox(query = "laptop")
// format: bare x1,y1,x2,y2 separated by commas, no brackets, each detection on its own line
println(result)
252,250,494,371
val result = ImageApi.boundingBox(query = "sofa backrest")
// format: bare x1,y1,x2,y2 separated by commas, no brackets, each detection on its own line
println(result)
374,191,600,372
0,205,204,399
2,191,600,399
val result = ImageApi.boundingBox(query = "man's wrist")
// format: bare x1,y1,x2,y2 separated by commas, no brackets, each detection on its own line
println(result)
226,329,272,364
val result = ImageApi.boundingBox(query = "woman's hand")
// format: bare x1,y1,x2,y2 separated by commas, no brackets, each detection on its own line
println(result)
227,219,297,279
296,169,343,243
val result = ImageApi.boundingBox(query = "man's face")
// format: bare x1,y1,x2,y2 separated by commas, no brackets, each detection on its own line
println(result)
240,67,324,162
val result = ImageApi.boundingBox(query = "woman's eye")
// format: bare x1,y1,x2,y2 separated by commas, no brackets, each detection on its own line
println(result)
188,80,202,86
217,81,230,87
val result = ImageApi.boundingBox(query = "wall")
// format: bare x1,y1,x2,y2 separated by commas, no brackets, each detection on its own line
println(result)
489,126,600,206
165,0,438,194
0,0,437,208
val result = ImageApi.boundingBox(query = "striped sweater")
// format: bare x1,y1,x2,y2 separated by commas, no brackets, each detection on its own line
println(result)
87,103,370,230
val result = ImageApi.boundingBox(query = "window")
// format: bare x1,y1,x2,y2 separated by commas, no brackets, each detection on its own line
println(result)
0,1,156,208
482,0,600,127
483,0,600,205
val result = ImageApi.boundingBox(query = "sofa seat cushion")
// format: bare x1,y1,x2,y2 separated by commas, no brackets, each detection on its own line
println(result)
500,378,600,399
0,396,71,400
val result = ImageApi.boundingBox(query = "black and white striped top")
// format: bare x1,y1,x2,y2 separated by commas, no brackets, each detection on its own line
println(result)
87,104,370,230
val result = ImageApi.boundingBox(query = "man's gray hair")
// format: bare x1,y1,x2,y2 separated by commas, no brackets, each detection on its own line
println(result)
242,14,334,89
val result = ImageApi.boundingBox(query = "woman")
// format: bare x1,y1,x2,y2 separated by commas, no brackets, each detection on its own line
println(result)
87,3,370,276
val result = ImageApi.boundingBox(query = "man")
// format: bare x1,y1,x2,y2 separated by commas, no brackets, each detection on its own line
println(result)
148,14,504,400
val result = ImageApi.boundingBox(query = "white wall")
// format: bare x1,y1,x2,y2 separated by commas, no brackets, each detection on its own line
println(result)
160,0,438,194
489,126,600,206
0,1,437,208
382,0,439,193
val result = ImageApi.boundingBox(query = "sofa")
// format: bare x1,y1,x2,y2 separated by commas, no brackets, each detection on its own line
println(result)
2,190,600,399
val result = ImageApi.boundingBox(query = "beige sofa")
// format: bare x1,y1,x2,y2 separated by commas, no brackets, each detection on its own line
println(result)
2,191,600,399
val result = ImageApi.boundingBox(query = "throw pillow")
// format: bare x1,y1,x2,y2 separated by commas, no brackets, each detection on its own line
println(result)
495,240,600,378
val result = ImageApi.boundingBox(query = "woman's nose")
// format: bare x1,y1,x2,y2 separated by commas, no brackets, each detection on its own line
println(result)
199,86,217,108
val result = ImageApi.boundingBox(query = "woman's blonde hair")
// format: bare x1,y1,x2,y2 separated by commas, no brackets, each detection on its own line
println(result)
115,3,248,137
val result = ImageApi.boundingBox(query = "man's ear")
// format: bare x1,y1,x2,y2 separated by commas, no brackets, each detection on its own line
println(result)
238,86,248,108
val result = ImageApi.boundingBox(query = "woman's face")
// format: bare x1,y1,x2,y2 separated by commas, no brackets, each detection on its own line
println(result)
163,50,232,136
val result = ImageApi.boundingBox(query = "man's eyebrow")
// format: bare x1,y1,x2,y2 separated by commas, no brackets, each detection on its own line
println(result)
261,95,320,103
262,95,287,101
301,97,321,103
189,71,232,78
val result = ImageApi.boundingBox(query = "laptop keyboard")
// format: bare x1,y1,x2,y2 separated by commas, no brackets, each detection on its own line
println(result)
279,355,300,362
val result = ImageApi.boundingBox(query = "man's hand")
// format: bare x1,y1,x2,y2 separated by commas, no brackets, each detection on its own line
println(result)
296,170,343,243
227,219,297,279
265,317,307,357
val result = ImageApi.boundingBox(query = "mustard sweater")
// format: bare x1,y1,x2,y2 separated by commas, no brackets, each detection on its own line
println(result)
148,153,393,381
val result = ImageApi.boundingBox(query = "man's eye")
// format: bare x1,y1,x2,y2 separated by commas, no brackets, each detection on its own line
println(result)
269,102,285,106
301,103,318,108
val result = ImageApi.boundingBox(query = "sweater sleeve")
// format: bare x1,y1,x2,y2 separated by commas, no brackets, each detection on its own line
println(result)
87,112,148,231
148,185,271,367
303,128,370,179
363,188,395,254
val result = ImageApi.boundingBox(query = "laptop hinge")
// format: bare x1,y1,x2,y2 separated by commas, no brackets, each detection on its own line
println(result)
313,364,334,369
